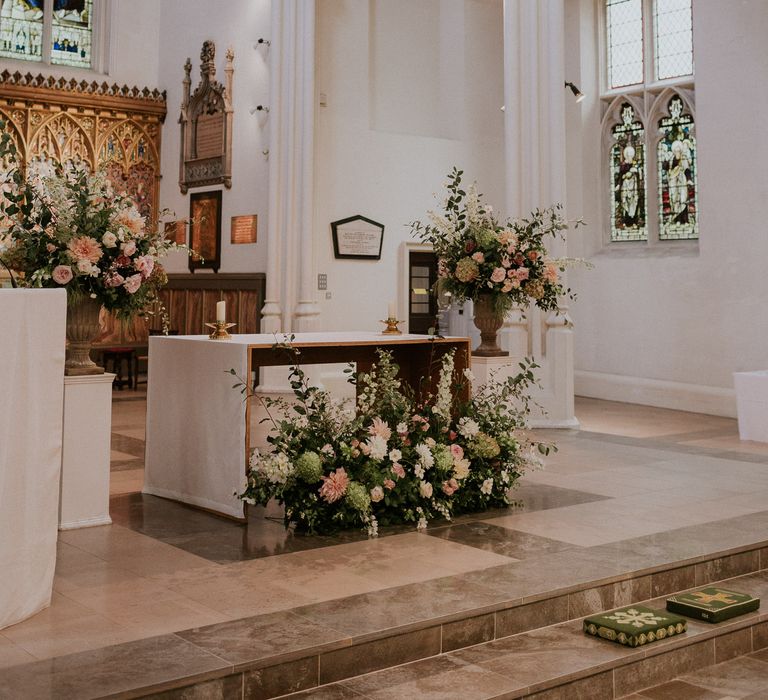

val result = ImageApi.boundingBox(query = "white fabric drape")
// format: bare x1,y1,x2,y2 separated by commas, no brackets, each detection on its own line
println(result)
0,288,66,630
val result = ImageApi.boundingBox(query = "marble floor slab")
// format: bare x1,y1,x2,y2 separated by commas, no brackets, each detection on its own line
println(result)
3,393,768,684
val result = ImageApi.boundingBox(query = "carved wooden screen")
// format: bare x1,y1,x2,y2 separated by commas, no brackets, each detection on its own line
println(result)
0,71,166,224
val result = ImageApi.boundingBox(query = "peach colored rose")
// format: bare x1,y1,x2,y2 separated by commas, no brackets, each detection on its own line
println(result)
543,263,558,283
490,267,506,283
52,265,73,285
121,240,137,256
46,243,56,253
67,236,102,263
471,251,485,263
383,478,396,490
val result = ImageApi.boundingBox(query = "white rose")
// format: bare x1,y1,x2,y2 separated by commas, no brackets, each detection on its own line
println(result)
370,486,384,502
101,232,117,248
388,448,402,462
396,422,408,435
76,259,93,274
419,481,433,498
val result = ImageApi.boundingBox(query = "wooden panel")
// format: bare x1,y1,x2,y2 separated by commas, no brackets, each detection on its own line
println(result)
187,291,204,335
240,290,259,333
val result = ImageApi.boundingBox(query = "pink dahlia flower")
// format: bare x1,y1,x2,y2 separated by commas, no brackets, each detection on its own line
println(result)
319,467,349,503
67,236,103,263
368,416,392,441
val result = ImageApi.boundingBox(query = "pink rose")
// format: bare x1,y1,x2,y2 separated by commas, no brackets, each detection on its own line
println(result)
501,256,511,268
121,240,137,256
471,252,485,263
135,254,155,279
502,281,514,293
123,273,142,294
52,265,73,285
514,267,529,281
105,272,125,288
490,267,506,283
46,243,56,253
392,463,406,479
383,478,396,490
450,444,464,461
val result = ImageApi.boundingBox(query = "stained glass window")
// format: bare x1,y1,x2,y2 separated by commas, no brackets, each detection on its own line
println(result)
51,0,92,68
610,104,647,242
606,0,644,89
658,96,697,240
0,0,44,62
654,0,693,80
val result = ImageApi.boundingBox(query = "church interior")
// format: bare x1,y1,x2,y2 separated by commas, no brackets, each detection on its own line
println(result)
2,1,768,698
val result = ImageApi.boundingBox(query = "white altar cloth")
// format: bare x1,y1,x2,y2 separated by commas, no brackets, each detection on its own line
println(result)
0,289,66,630
144,333,469,519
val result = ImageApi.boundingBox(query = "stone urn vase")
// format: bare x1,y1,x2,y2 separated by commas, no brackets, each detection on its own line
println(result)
472,294,509,357
65,297,104,375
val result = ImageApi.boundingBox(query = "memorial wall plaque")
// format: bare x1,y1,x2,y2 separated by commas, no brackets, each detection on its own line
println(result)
331,215,385,260
231,215,257,244
179,41,234,193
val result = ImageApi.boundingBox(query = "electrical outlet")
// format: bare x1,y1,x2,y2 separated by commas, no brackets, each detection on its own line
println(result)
317,273,327,290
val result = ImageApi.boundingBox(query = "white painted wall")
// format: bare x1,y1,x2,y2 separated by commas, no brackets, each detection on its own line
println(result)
314,0,506,331
565,0,768,416
155,0,271,274
0,0,271,274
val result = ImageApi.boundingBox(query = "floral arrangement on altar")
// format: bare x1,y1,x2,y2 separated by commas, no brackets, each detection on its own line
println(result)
235,339,552,536
410,167,579,317
0,124,180,318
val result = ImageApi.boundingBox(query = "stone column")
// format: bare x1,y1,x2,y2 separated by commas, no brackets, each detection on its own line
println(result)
502,0,576,426
261,0,321,334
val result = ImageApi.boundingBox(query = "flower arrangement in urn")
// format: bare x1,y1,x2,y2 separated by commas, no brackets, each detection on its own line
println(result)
0,124,185,374
235,339,551,536
410,167,580,356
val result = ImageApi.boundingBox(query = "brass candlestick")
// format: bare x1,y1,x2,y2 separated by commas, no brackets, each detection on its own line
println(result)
380,317,403,335
205,321,236,340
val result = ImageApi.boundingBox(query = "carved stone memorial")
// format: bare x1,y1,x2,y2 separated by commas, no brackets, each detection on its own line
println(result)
179,41,233,193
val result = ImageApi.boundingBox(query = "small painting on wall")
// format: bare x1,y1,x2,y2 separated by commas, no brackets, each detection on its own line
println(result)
189,190,222,272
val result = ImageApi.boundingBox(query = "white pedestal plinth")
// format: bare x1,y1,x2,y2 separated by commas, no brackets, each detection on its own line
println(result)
59,373,115,530
734,371,768,442
470,355,520,386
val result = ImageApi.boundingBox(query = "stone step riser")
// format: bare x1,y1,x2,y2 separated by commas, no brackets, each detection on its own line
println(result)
130,544,768,700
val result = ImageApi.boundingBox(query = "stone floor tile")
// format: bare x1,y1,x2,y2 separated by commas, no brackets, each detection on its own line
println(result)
0,635,229,700
176,610,347,668
635,679,734,699
677,656,768,697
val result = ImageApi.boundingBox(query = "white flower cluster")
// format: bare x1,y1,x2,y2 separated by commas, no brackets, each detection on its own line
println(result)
458,417,480,438
249,449,293,484
431,352,455,420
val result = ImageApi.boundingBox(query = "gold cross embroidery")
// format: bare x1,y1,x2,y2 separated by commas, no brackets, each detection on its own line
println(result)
689,591,739,605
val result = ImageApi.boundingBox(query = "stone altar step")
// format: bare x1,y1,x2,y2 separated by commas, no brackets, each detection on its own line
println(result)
278,568,768,700
1,513,768,699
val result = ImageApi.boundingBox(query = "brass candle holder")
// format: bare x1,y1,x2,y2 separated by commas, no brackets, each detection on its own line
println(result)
380,317,403,335
205,321,236,340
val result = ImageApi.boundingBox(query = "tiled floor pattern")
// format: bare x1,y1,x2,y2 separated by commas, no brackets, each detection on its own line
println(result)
2,393,768,695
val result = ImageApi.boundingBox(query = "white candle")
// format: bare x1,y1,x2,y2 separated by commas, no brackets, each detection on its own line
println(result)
216,300,226,322
388,301,396,319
